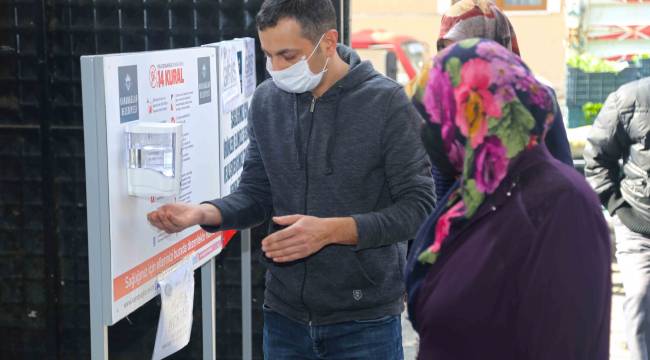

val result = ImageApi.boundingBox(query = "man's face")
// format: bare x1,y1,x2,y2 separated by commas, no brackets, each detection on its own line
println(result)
259,18,329,74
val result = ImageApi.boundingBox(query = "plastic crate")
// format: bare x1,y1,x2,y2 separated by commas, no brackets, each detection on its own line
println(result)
566,69,615,105
616,67,641,88
641,59,650,78
566,66,642,107
568,105,586,128
566,67,589,106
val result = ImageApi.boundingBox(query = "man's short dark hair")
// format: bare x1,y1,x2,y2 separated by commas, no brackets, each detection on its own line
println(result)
256,0,337,43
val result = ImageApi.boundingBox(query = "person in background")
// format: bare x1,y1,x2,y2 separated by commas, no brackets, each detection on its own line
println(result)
147,0,435,358
406,39,611,359
584,77,650,360
406,0,573,203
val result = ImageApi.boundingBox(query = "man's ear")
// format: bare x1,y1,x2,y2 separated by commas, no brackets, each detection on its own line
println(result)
322,29,339,56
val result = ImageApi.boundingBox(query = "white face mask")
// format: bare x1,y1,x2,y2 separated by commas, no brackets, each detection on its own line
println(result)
266,34,330,93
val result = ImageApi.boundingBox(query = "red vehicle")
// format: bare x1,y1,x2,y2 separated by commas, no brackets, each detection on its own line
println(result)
351,29,429,85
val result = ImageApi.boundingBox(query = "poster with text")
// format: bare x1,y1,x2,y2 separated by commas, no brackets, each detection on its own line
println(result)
217,40,244,114
242,38,257,99
101,47,223,324
204,38,256,198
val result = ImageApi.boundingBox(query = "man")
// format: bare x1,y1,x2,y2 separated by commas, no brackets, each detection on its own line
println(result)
584,77,650,360
147,0,435,358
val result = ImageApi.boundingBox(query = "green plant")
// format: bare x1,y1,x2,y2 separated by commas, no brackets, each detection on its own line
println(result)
631,53,650,63
567,53,623,73
582,102,603,125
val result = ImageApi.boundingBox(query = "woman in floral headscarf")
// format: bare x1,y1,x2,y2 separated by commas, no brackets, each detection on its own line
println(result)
407,0,572,203
405,39,611,359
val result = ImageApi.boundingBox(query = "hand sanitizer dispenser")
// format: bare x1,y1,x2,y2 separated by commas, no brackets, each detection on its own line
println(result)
126,122,183,198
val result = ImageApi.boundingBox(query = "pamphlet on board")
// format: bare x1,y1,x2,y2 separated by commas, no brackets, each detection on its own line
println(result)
152,257,194,360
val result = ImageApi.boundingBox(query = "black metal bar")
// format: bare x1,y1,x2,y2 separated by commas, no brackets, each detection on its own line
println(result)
332,0,350,45
38,0,61,358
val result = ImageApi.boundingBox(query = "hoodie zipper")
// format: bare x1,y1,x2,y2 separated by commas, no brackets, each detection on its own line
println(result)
310,96,316,112
301,96,317,325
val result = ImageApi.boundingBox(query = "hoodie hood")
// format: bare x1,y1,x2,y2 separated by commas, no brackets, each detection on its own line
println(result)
326,44,379,95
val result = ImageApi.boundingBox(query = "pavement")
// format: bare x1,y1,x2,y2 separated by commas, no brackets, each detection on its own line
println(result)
611,262,630,360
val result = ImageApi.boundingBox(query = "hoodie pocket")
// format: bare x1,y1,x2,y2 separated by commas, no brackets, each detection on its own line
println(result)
302,245,379,313
356,243,404,288
353,253,378,287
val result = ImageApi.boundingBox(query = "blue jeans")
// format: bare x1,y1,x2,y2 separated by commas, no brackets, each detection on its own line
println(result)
263,305,404,359
615,216,650,360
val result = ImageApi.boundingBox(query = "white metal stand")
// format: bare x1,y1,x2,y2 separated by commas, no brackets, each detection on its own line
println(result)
89,232,253,360
241,229,252,360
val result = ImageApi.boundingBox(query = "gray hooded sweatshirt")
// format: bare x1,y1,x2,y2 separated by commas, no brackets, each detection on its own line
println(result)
202,45,435,325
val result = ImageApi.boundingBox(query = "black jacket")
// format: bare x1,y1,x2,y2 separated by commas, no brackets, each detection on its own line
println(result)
202,45,435,324
584,77,650,235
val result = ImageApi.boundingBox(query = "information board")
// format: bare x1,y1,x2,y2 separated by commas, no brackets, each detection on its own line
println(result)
204,38,256,198
82,47,224,325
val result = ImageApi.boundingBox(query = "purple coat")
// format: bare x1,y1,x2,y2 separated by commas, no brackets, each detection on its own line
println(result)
406,146,612,359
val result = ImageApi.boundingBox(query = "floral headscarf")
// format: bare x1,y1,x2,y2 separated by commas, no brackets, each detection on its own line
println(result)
418,38,556,264
405,0,519,101
438,0,520,55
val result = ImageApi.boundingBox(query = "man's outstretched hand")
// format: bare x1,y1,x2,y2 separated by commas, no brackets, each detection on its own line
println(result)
147,203,221,234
